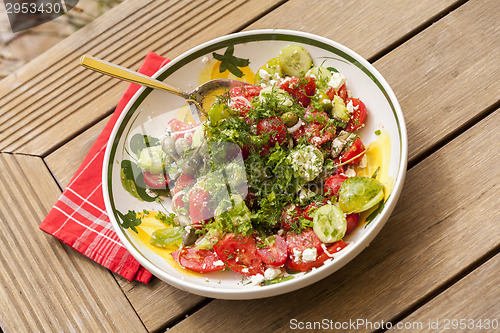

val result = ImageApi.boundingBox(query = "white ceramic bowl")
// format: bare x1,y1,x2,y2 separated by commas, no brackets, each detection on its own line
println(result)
102,29,407,299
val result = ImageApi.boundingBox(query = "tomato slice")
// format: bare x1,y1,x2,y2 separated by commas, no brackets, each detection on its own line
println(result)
229,85,262,101
345,213,360,235
303,110,335,146
285,228,323,255
168,119,198,139
171,248,225,273
285,240,347,272
340,137,366,164
213,234,264,276
142,171,169,189
278,77,316,107
189,187,215,225
280,203,303,231
174,173,195,194
324,174,348,197
257,116,287,154
345,98,367,131
256,235,287,266
327,83,348,103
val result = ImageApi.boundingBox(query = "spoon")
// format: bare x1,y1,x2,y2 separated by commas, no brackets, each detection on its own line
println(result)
79,55,252,122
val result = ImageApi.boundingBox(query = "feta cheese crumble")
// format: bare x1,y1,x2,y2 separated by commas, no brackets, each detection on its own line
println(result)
302,248,317,262
264,267,281,280
328,72,345,90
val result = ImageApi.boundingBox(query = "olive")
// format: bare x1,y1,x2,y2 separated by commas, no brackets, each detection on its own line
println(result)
281,111,299,127
175,137,190,156
181,158,200,176
181,227,199,247
161,136,176,155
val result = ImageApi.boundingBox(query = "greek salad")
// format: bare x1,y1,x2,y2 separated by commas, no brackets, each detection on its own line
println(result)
120,44,386,285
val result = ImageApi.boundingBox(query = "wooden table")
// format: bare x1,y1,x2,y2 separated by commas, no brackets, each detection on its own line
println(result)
0,0,498,331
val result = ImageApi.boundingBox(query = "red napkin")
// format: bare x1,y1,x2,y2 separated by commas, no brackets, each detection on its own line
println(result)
40,52,170,283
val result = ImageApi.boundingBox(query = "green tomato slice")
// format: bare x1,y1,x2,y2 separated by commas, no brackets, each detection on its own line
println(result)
150,227,182,248
338,177,385,214
313,204,347,243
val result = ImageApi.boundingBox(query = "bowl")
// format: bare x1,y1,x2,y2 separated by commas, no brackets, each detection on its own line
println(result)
102,29,407,299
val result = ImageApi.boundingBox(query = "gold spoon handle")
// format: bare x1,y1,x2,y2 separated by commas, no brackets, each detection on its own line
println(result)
79,55,189,99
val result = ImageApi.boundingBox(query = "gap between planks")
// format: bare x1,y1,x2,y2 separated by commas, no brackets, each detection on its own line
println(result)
378,241,500,332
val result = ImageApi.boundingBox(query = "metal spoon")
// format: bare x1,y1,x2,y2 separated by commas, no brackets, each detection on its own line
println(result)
80,55,251,122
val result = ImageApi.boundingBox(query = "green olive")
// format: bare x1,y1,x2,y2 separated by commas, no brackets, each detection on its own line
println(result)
281,111,299,127
161,135,176,156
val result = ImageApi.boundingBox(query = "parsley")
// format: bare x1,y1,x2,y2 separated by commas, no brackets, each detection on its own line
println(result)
116,210,142,233
156,211,177,226
212,45,250,78
375,129,381,135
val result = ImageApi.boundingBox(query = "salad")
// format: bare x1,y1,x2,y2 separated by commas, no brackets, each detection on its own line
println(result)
120,45,386,285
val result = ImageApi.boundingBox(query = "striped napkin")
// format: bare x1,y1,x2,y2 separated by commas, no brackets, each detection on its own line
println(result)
40,52,169,283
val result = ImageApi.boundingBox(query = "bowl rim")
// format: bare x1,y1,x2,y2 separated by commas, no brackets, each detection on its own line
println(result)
102,29,408,299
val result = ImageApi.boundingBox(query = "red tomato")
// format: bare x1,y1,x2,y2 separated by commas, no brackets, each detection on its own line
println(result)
171,248,225,273
333,158,345,175
285,228,323,255
229,85,262,101
324,174,348,197
303,110,335,146
189,187,215,225
142,171,168,189
174,174,194,194
257,116,287,154
291,125,306,143
278,77,316,107
345,98,367,131
302,198,329,221
345,213,360,235
327,83,348,103
213,234,264,276
340,137,366,164
285,240,347,272
229,96,252,115
172,192,185,211
280,204,303,231
168,119,198,139
304,110,329,125
256,235,287,266
305,123,335,147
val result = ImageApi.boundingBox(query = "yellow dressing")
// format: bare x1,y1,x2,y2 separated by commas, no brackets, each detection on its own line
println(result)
354,129,393,224
128,212,202,278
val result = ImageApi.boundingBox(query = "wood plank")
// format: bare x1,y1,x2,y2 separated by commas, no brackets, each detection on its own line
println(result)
0,153,146,332
249,0,500,162
246,0,460,60
167,109,500,332
390,254,500,332
0,0,283,156
45,116,109,189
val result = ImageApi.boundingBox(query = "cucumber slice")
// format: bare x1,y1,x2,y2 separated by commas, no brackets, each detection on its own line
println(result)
279,45,313,77
338,177,384,214
313,204,347,243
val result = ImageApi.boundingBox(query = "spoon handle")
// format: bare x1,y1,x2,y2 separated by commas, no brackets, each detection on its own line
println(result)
80,55,189,99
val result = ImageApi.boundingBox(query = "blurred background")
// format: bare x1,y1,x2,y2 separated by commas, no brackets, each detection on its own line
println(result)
0,0,122,81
